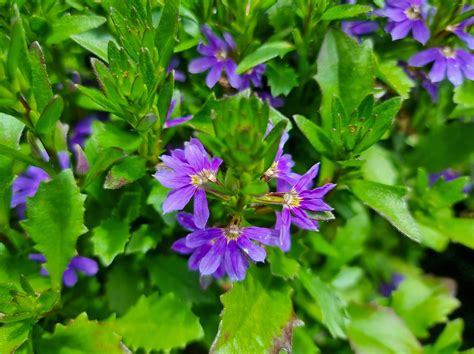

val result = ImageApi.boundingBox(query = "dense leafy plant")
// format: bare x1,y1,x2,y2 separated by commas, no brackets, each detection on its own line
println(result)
0,0,473,352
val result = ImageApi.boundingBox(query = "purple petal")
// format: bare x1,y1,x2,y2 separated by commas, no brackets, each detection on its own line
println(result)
185,141,207,172
29,253,46,263
199,238,226,275
225,60,241,89
446,58,463,86
189,244,212,270
62,268,78,287
243,227,279,246
186,228,223,248
40,267,49,276
70,256,98,276
176,212,198,231
412,21,430,44
383,8,407,21
294,163,320,192
193,189,209,229
57,151,70,170
188,57,217,74
300,199,333,212
223,32,236,50
455,31,474,50
291,208,319,231
73,144,89,175
279,208,292,252
153,169,191,189
162,185,196,213
196,44,216,57
300,183,336,199
211,157,223,172
236,236,266,262
224,241,248,281
164,115,193,128
172,237,194,254
160,155,194,175
206,61,225,88
429,57,447,82
409,48,439,67
390,20,413,41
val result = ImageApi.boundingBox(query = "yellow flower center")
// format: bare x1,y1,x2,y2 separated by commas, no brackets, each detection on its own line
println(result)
264,161,279,179
283,189,302,208
190,169,216,187
442,47,456,58
224,225,242,241
404,6,421,20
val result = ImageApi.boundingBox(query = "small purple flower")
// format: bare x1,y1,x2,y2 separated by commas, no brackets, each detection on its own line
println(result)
263,130,297,190
172,213,279,281
409,47,474,86
69,117,95,149
342,21,379,38
163,98,193,128
378,0,430,44
167,56,186,82
257,91,284,108
29,253,98,287
188,25,241,89
153,138,222,228
447,7,474,50
239,64,265,90
11,167,50,219
380,273,405,297
401,61,439,102
429,169,473,194
276,163,335,251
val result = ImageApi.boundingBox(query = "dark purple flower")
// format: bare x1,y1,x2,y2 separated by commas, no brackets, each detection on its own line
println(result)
429,169,473,194
377,0,430,44
276,163,335,251
69,117,95,149
167,56,186,82
257,91,284,108
239,64,265,90
380,273,405,297
188,25,241,89
172,213,279,281
401,61,439,102
163,98,193,128
11,167,50,219
153,138,222,228
342,21,379,37
409,47,474,86
29,253,98,287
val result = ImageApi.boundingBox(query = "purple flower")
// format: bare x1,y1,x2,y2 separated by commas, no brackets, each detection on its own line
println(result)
263,130,297,190
401,61,439,101
239,64,265,90
342,21,379,38
188,25,241,89
379,273,405,297
11,167,50,219
163,98,193,128
429,169,473,194
172,213,279,281
409,47,474,86
69,117,94,149
153,138,222,228
167,56,186,82
29,253,98,287
378,0,430,44
257,91,284,108
276,163,335,251
447,7,474,50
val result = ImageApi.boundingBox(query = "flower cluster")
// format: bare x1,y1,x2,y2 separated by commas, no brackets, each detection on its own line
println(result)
154,133,335,281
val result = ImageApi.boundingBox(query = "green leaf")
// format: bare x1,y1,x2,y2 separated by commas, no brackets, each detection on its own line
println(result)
92,217,130,266
268,248,300,279
29,42,53,113
0,113,24,231
321,4,372,21
408,122,474,171
7,5,30,80
376,59,414,99
0,320,33,353
47,15,107,44
36,313,124,353
148,255,210,304
114,293,204,352
21,170,87,288
391,276,460,337
35,95,63,136
299,269,347,338
155,0,180,67
104,156,147,189
266,62,298,96
425,319,464,354
347,304,422,354
126,224,161,254
71,30,114,62
294,114,333,157
211,269,293,353
83,147,125,189
348,180,421,242
315,29,374,129
453,80,474,107
438,218,474,249
237,42,294,74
